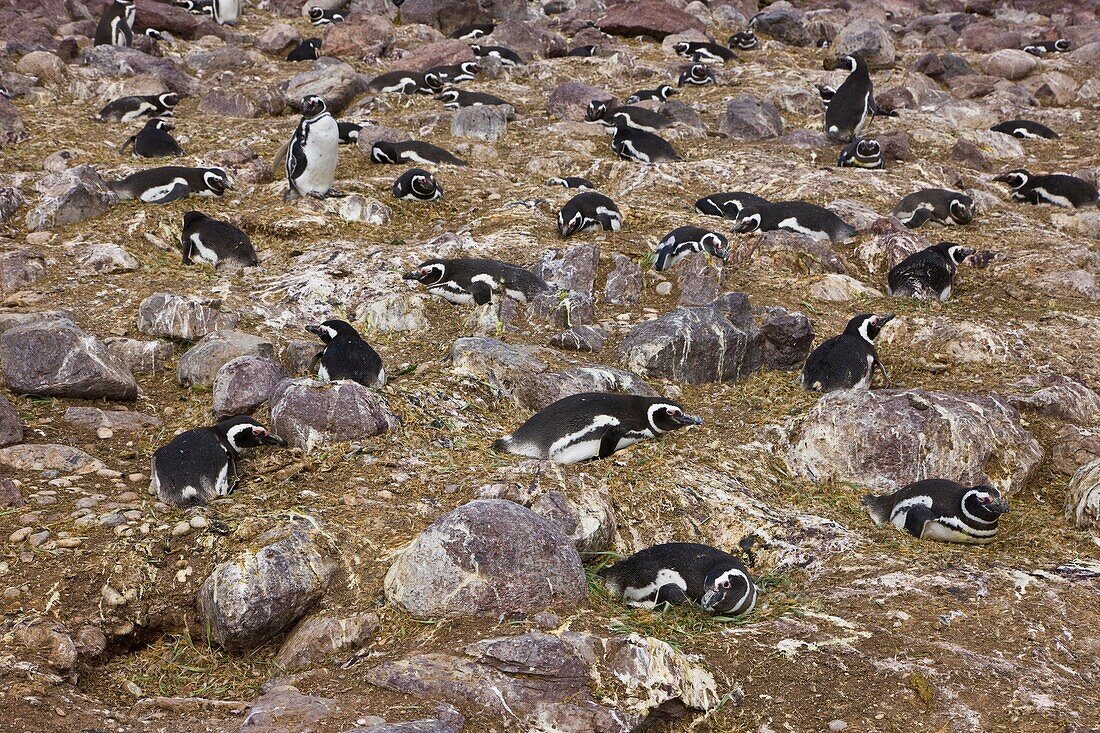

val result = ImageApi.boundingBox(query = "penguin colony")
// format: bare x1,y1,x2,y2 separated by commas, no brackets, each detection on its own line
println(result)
15,0,1095,636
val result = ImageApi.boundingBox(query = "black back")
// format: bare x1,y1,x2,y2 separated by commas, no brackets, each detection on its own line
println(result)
152,427,232,508
181,211,257,267
95,0,133,46
990,120,1058,139
825,54,872,141
801,315,888,392
371,141,467,167
887,243,971,298
131,119,183,158
694,192,770,219
599,542,752,613
310,320,385,387
287,39,322,61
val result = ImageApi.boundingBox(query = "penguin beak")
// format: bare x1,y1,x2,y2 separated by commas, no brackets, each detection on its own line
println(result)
260,433,288,447
875,313,895,327
991,498,1010,514
305,324,323,336
401,270,421,280
699,589,720,611
673,412,703,426
993,173,1013,183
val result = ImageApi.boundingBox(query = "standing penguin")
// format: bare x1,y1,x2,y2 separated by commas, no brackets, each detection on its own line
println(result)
306,319,386,388
403,258,549,305
557,192,622,236
493,393,702,464
653,226,729,271
825,54,873,142
150,416,286,508
121,118,183,158
734,201,856,242
863,479,1009,545
801,313,894,392
210,0,240,24
994,169,1099,208
837,137,883,169
392,168,443,201
95,0,135,47
286,95,340,201
887,242,975,300
180,211,258,270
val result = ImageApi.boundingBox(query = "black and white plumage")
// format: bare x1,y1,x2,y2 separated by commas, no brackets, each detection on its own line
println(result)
492,393,703,464
121,118,183,158
425,61,481,84
449,22,493,40
368,70,441,94
95,0,135,47
566,45,597,57
109,166,230,204
208,0,240,24
825,54,873,142
801,313,894,392
337,121,362,145
727,30,758,50
145,28,166,41
150,416,286,508
306,319,386,388
436,88,512,111
990,119,1058,140
887,242,975,301
734,201,856,242
815,83,836,110
469,44,523,66
308,6,345,24
370,140,467,167
599,543,756,615
672,41,735,63
1022,38,1070,55
586,101,672,133
403,258,549,306
694,191,770,219
548,176,594,190
837,137,883,169
287,39,322,62
393,168,442,201
180,210,258,270
994,169,1099,208
95,92,179,123
625,85,676,104
678,63,715,87
610,124,681,163
863,479,1009,545
653,226,729,271
285,95,339,201
557,192,622,237
891,189,975,229
173,0,212,14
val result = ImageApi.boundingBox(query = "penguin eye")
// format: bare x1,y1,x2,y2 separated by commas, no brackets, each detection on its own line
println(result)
251,427,266,436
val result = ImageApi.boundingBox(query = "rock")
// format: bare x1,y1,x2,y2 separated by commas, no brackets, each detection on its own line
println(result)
255,23,301,54
384,499,587,619
285,59,364,115
349,705,463,733
530,489,616,554
0,249,47,295
67,241,140,274
132,0,226,40
854,218,929,275
0,444,104,473
16,51,67,86
1027,71,1080,107
399,0,526,37
198,86,287,118
826,199,880,232
1065,459,1100,530
750,4,810,46
960,23,1020,53
268,378,399,450
450,105,509,141
755,306,815,371
880,317,1011,365
25,165,115,232
13,620,78,670
0,186,26,223
758,230,847,274
213,356,289,418
809,274,885,302
333,195,391,225
0,310,73,334
0,97,25,149
0,394,22,447
660,99,704,129
362,293,429,333
82,46,198,96
833,18,895,70
675,252,721,306
137,294,239,341
63,407,161,432
323,16,395,60
1052,211,1100,240
877,131,913,162
184,46,258,74
1052,424,1100,476
198,519,336,652
177,330,275,389
774,86,820,115
596,0,705,40
547,81,614,121
0,478,24,507
275,612,379,671
982,49,1038,81
240,685,336,733
548,325,606,352
951,139,991,171
604,253,642,305
911,52,976,82
1006,375,1100,426
718,96,784,140
0,318,137,400
104,337,174,374
532,243,597,296
787,389,1043,494
397,39,475,70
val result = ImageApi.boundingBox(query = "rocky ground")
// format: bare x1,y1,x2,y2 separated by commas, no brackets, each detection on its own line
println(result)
1,0,1100,731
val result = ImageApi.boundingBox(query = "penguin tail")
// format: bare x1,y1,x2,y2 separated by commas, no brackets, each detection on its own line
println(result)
492,436,513,453
861,494,891,525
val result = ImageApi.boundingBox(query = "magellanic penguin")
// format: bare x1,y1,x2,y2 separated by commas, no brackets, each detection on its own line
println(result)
109,166,230,204
609,122,682,164
286,95,340,201
210,0,240,24
150,416,286,508
469,43,523,66
426,61,481,84
626,85,676,104
994,169,1100,208
990,120,1058,140
695,191,770,219
368,69,441,94
678,63,716,87
653,226,729,271
734,201,856,242
891,189,975,228
586,101,672,133
863,479,1009,545
1022,38,1070,55
173,0,211,14
566,45,597,57
436,88,514,112
180,211,258,270
672,41,735,63
557,191,622,236
306,319,386,388
801,313,894,392
887,242,975,301
94,0,135,47
95,92,180,123
450,22,493,40
287,38,322,62
308,6,344,24
815,83,836,110
403,258,549,305
337,121,362,145
599,543,756,615
492,392,703,464
121,118,183,158
728,30,758,50
837,137,883,169
393,168,442,201
548,176,594,190
370,140,467,167
824,54,873,142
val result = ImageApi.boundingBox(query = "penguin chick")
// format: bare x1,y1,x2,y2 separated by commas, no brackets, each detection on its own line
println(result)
492,392,703,464
837,136,883,169
801,313,894,392
122,117,183,158
887,242,975,301
994,169,1099,208
403,258,549,305
653,226,729,271
181,210,258,270
393,168,442,201
625,85,676,104
863,479,1009,544
891,189,975,228
694,191,770,219
557,191,622,236
306,319,386,388
734,201,856,242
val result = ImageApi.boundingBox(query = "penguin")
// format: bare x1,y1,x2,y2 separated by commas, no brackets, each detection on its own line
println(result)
285,95,340,201
287,38,322,62
734,201,856,242
557,191,622,236
598,543,756,615
469,44,523,66
425,61,481,84
436,88,513,111
994,169,1100,208
150,416,286,508
180,210,258,270
586,101,672,133
94,0,135,47
393,168,442,201
801,313,894,392
547,176,593,189
886,242,975,301
403,258,549,305
173,0,212,13
449,22,493,40
672,41,735,63
678,63,715,87
95,92,179,123
308,6,345,25
727,30,758,50
121,118,183,158
368,70,441,94
610,123,681,164
825,54,873,142
890,189,975,228
694,192,770,219
1022,39,1070,55
837,137,883,169
305,319,386,388
815,83,836,110
144,28,166,42
990,120,1058,140
492,393,703,464
109,166,230,204
210,0,240,24
566,45,597,57
337,121,362,145
370,140,467,167
653,226,729,271
625,85,676,104
862,479,1009,545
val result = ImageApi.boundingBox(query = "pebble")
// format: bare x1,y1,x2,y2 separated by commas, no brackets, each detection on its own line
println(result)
75,497,101,509
48,478,73,488
55,537,82,549
99,512,125,527
97,427,113,440
828,721,848,732
32,494,58,505
655,281,673,295
128,473,146,483
102,585,125,606
74,515,98,528
123,510,142,521
118,492,140,502
96,468,123,479
171,520,192,537
125,681,143,697
3,587,20,600
29,530,51,547
189,516,208,529
9,527,33,543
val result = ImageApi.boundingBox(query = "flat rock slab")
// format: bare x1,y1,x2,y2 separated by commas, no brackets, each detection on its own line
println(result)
137,293,239,342
0,444,104,473
177,330,274,389
63,407,161,432
596,0,706,40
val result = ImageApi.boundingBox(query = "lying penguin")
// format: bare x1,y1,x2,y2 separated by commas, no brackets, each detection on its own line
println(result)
109,166,230,203
863,479,1009,544
403,258,548,305
306,319,386,388
180,211,258,270
887,242,975,301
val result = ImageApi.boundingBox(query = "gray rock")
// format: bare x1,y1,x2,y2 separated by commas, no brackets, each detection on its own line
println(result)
0,96,25,149
198,86,287,118
595,0,706,40
81,46,198,95
982,49,1038,81
284,59,364,115
755,306,815,371
283,340,319,375
833,18,895,70
67,241,139,275
103,337,174,374
198,519,337,652
718,96,784,140
0,477,23,507
268,378,399,450
827,199,880,232
137,293,240,341
240,685,337,733
25,165,115,232
531,489,616,555
255,23,301,54
177,330,275,389
0,186,25,223
450,105,509,141
1065,458,1100,530
675,251,721,306
384,499,587,619
1051,424,1100,476
275,612,379,671
1007,375,1100,426
532,243,597,296
854,218,929,275
348,705,463,733
548,326,606,352
757,230,848,275
0,444,104,473
750,4,810,46
604,253,642,305
0,318,138,400
63,406,161,432
0,393,22,447
547,81,614,121
659,99,704,129
0,310,73,334
0,249,47,295
213,356,289,418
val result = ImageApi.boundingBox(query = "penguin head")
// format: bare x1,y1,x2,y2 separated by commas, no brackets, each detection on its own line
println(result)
733,209,762,233
300,95,328,119
308,6,324,21
371,141,396,163
1054,38,1070,51
672,41,693,57
845,313,894,344
948,197,975,224
460,61,482,75
994,169,1030,190
856,138,880,158
182,210,208,228
145,28,165,41
149,117,174,132
469,44,483,55
557,208,584,237
306,319,359,343
437,89,461,104
421,72,443,92
202,168,230,195
159,92,180,109
403,260,447,284
679,64,713,86
936,242,976,266
963,486,1010,519
699,563,750,613
1022,44,1043,56
585,100,608,122
410,172,438,197
657,84,676,100
701,232,730,261
827,54,859,73
217,416,287,452
0,87,10,100
647,402,703,433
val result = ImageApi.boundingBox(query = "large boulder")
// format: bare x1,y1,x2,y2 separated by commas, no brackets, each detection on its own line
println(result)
268,378,399,450
982,49,1038,81
25,166,115,232
176,330,275,389
786,389,1043,494
213,356,288,418
833,18,895,70
1065,459,1100,530
384,499,587,619
1006,375,1100,426
103,337,174,374
450,105,509,141
136,293,239,341
323,16,395,59
718,96,784,140
0,318,137,400
275,612,379,671
398,0,527,36
0,444,104,473
284,59,364,115
0,394,22,447
749,4,811,46
132,0,226,40
82,46,199,95
547,81,614,121
596,0,706,40
0,249,47,295
240,685,336,733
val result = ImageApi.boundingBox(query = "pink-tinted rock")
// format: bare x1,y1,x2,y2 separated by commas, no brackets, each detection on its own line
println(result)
547,81,614,120
597,0,706,40
323,15,395,60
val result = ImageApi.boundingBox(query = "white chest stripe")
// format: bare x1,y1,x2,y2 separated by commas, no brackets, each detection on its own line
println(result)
622,568,687,609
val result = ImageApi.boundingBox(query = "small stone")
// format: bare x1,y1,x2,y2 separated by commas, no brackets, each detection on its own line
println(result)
189,516,208,529
55,537,82,549
96,427,113,440
655,281,673,295
171,520,192,537
128,473,145,483
829,721,848,732
28,530,51,547
9,526,32,543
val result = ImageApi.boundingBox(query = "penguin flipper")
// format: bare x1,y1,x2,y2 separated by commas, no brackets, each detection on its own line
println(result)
654,583,691,607
596,212,615,231
903,208,934,228
597,428,624,459
120,135,136,153
469,282,494,306
144,182,191,204
903,506,937,539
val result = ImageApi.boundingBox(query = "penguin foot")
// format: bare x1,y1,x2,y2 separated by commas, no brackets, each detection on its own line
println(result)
283,188,300,202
